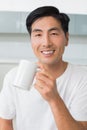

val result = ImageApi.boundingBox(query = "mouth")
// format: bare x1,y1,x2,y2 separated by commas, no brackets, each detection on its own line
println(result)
41,50,55,56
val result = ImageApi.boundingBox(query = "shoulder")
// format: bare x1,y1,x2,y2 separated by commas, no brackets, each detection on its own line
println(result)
68,63,87,74
68,63,87,82
1,66,18,92
4,66,18,83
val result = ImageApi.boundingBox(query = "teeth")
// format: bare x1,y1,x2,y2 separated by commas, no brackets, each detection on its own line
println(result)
42,50,54,54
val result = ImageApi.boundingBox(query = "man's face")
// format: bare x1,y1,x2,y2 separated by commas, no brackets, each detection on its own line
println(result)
31,16,69,65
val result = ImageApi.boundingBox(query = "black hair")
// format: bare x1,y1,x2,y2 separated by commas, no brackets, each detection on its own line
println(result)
26,6,70,35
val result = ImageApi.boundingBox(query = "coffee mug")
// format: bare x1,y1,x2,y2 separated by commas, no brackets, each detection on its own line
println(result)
13,60,37,90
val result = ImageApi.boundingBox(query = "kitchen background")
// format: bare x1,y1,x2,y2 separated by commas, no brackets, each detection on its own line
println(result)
0,0,87,91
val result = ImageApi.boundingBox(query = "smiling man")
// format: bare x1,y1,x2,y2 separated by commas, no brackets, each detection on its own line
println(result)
31,16,68,65
0,6,87,130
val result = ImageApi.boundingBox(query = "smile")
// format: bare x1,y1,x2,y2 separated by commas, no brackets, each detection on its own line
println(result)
41,50,55,55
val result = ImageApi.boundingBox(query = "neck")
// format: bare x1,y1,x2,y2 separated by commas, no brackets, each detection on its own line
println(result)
40,61,68,79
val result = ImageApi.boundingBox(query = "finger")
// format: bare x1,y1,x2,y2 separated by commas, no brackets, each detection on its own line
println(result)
36,73,50,86
36,62,44,71
36,62,55,80
36,73,55,91
36,70,54,81
35,79,45,87
34,81,45,91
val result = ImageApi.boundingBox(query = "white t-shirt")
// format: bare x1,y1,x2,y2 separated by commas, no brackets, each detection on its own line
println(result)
0,63,87,130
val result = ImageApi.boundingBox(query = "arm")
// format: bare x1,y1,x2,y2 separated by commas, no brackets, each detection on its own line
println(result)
49,94,87,130
0,118,13,130
35,68,87,130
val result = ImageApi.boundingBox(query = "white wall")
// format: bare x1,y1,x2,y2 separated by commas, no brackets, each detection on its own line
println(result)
64,35,87,65
0,33,36,62
0,0,87,14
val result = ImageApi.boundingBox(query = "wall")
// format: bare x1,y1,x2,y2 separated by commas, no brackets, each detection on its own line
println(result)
0,0,87,14
64,35,87,64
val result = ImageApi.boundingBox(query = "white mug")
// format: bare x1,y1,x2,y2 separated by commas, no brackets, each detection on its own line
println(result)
13,60,37,90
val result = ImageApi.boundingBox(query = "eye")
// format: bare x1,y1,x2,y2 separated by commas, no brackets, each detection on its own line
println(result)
50,30,60,36
52,33,58,35
35,33,42,37
50,32,59,36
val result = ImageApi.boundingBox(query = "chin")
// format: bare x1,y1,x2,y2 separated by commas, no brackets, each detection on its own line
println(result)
38,56,59,64
40,59,58,65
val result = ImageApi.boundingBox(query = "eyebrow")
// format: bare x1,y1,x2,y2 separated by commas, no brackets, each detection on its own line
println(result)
32,27,60,33
32,29,42,33
48,27,60,32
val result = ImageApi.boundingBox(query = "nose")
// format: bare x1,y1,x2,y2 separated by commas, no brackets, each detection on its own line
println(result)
42,34,52,47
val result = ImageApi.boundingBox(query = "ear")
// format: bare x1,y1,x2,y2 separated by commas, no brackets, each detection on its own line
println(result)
65,32,69,46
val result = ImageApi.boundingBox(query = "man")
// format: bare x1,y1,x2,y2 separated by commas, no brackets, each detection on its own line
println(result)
0,6,87,130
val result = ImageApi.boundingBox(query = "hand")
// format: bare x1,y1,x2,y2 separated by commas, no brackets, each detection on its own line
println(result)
34,63,59,103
